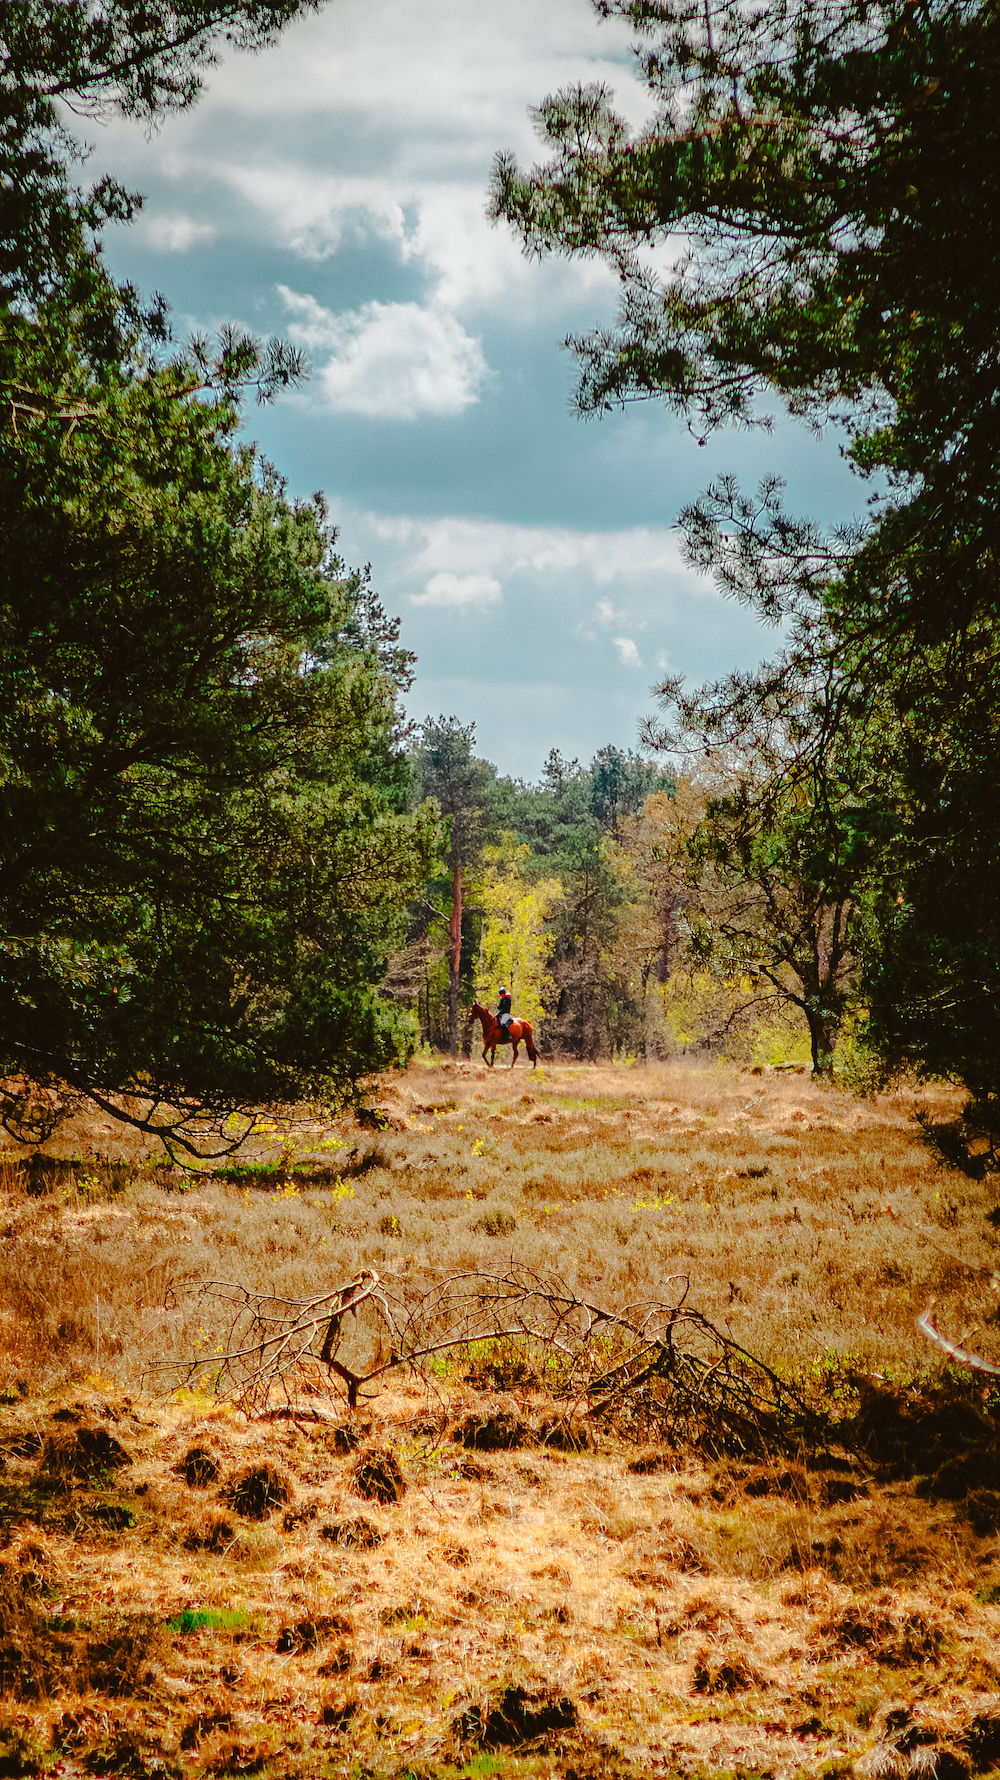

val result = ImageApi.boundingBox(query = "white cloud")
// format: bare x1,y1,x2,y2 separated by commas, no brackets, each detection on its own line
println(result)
161,0,649,143
278,287,489,419
325,503,779,776
141,213,215,251
412,572,502,609
595,597,626,627
363,511,699,588
217,170,409,264
343,508,721,650
204,161,616,316
401,181,617,315
92,0,640,321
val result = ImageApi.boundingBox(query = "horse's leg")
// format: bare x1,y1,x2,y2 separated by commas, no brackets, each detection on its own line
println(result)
510,1039,519,1068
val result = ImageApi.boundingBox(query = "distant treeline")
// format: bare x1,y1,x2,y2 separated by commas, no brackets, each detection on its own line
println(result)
389,722,813,1071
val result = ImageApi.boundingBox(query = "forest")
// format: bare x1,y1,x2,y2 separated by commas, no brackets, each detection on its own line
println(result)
397,723,842,1078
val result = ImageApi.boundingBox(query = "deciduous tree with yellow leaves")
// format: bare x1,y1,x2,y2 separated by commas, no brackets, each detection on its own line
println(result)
477,844,561,1038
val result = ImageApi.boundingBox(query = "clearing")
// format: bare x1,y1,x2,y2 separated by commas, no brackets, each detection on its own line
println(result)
2,1059,999,1779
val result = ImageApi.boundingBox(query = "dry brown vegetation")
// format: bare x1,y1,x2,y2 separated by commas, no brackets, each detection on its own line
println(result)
2,1058,1000,1779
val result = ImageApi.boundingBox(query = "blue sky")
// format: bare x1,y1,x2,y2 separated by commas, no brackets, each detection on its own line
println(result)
90,0,864,780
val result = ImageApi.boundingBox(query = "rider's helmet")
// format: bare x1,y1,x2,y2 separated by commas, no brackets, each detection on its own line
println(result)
499,985,507,995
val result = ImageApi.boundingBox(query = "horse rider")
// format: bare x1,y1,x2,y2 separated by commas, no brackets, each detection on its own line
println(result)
496,984,512,1042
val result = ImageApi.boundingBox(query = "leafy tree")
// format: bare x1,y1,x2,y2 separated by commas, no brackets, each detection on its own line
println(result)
0,316,437,1151
666,604,886,1067
857,635,1000,1118
644,566,891,1074
541,748,580,798
655,476,1000,1087
488,745,673,865
467,747,673,1057
402,736,685,1061
490,0,1000,1097
484,750,592,865
478,844,561,1034
411,717,497,1056
589,744,674,840
605,787,694,1056
490,0,1000,634
1,0,441,1152
545,826,629,1058
685,769,866,1077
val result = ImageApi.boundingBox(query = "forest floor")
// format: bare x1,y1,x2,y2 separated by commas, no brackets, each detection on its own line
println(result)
2,1057,1000,1779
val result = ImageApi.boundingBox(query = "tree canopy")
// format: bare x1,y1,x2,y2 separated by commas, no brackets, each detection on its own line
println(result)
0,326,437,1149
410,717,499,1055
490,0,1000,649
1,0,441,1152
490,0,1000,612
2,0,319,309
490,0,1000,1106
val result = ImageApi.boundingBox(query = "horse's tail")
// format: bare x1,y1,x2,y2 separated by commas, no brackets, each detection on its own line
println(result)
524,1023,538,1065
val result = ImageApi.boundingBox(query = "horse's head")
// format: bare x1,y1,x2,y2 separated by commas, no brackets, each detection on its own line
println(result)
466,1001,481,1023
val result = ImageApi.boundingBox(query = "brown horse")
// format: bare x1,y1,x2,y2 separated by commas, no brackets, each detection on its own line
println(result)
467,1000,538,1069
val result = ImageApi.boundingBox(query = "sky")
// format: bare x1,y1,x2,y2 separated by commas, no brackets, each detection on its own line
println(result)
90,0,866,781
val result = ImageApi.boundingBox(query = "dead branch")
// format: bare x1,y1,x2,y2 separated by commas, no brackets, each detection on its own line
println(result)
916,1305,1000,1377
153,1266,826,1453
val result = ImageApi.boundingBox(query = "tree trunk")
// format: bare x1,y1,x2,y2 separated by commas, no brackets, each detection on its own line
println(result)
448,863,462,1057
807,1007,840,1077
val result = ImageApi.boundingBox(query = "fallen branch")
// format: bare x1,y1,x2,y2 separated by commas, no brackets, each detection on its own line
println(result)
916,1305,1000,1377
155,1266,826,1454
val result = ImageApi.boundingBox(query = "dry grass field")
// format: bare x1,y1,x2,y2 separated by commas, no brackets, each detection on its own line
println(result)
3,1058,1000,1779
